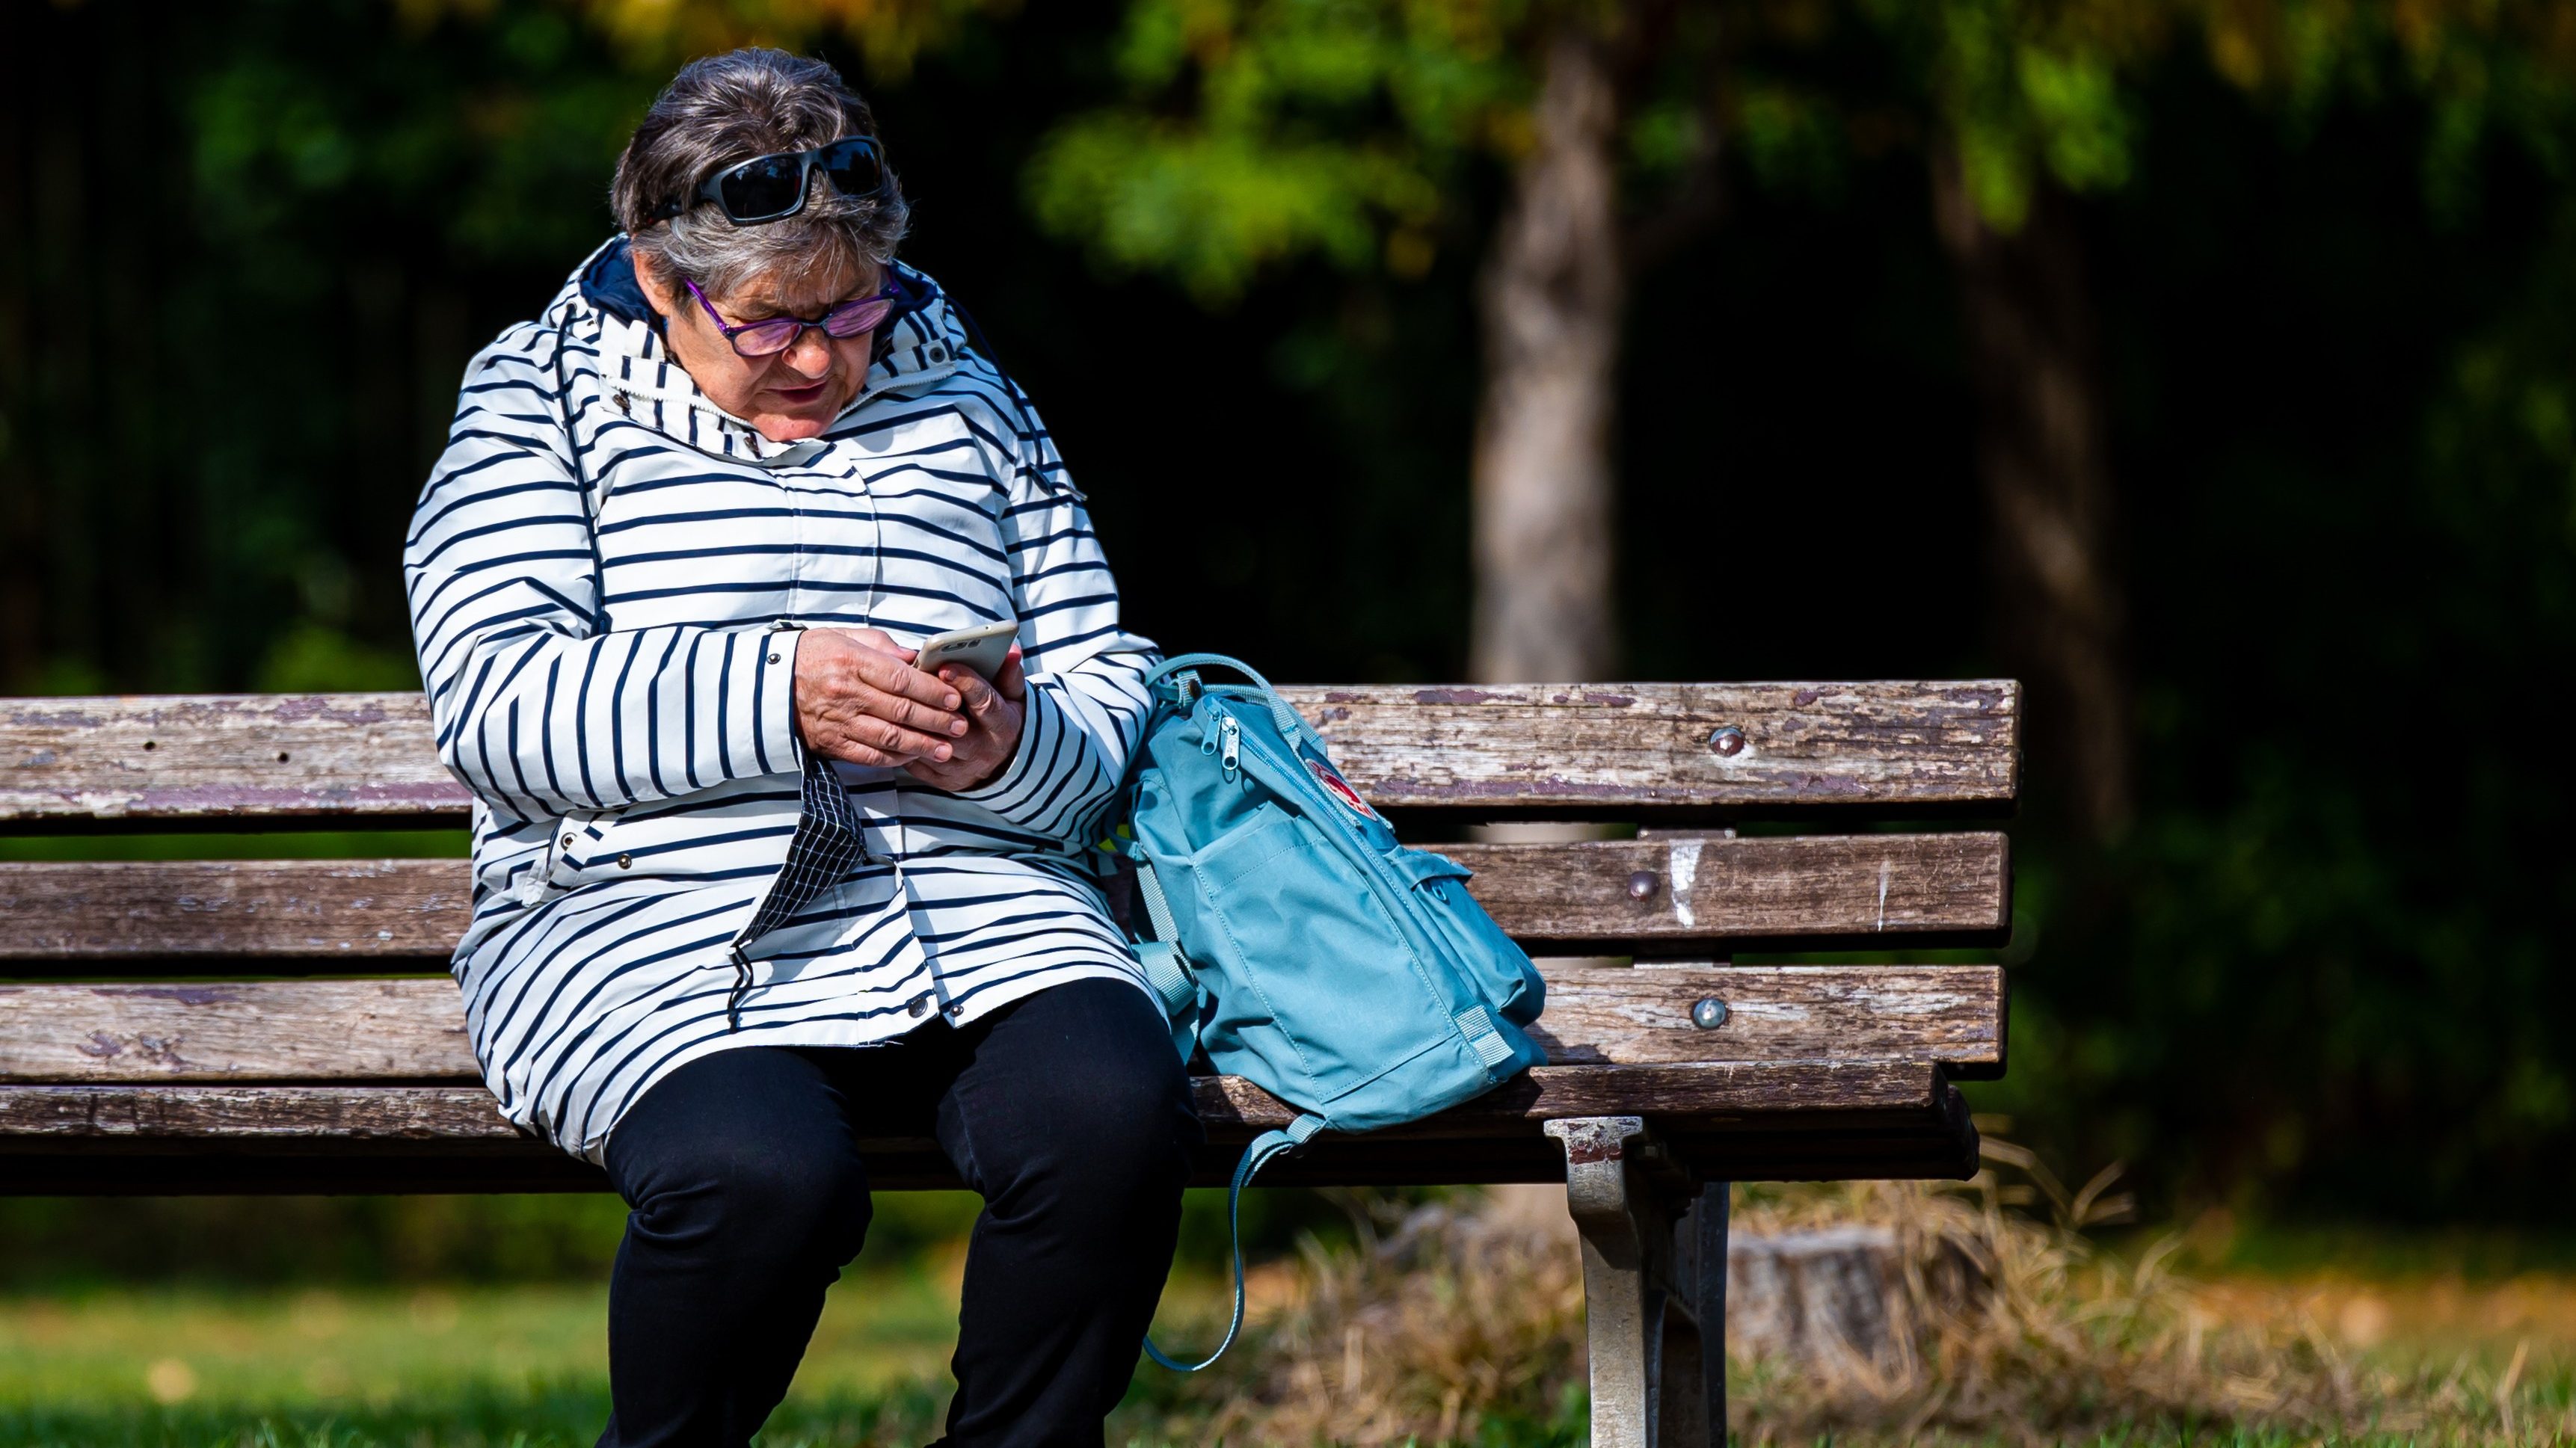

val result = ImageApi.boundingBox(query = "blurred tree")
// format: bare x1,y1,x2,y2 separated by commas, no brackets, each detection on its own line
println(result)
1025,0,1728,682
1876,0,2576,839
409,0,1012,76
1018,0,2576,820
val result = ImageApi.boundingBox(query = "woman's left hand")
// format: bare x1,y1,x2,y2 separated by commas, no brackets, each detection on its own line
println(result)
906,646,1027,792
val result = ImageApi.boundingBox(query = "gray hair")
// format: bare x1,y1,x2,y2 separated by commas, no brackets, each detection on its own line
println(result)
610,48,910,299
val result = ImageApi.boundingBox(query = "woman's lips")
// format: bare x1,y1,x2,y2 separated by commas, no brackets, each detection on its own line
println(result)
769,380,831,406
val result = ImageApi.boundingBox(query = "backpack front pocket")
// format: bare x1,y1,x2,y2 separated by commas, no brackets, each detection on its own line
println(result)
1384,848,1547,1025
1181,800,1447,1106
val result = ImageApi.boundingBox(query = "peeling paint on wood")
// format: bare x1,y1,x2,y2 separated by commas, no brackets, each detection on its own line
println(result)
1,683,2020,824
0,1062,1959,1141
0,835,2005,961
0,967,1999,1083
0,1065,1977,1192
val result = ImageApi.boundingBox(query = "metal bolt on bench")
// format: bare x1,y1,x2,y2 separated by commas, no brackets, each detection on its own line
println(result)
0,680,2018,1447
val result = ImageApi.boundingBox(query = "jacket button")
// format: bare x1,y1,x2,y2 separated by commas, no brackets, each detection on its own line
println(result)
909,995,930,1018
616,853,633,869
768,652,781,665
562,835,574,848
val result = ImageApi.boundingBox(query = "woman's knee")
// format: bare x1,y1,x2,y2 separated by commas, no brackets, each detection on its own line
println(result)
629,1127,875,1269
992,1049,1199,1205
609,1049,874,1261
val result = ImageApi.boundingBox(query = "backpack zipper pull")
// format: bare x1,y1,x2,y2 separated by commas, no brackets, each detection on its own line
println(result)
1219,715,1241,777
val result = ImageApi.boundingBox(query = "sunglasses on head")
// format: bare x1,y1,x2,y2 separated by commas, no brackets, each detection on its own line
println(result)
648,136,890,227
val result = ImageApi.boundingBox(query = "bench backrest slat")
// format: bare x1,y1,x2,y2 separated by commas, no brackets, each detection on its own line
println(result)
0,964,2004,1084
0,831,2008,962
2,682,2020,827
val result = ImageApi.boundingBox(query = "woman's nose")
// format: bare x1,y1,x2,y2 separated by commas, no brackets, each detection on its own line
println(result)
782,330,834,377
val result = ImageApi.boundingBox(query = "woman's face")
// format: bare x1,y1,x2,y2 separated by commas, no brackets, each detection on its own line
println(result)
636,252,880,443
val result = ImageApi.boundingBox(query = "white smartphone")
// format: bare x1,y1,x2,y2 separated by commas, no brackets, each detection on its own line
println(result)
917,619,1018,680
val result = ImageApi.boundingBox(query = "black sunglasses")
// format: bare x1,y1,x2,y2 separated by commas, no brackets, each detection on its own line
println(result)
648,137,890,226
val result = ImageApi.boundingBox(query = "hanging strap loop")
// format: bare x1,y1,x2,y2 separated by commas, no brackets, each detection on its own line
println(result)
1142,1112,1326,1372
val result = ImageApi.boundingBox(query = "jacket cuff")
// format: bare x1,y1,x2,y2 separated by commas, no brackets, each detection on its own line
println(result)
743,625,805,777
953,680,1080,829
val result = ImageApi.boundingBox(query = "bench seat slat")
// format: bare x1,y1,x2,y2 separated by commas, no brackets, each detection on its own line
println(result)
1,682,2020,828
0,1137,1982,1195
0,966,2003,1084
0,834,2008,962
0,1065,1978,1191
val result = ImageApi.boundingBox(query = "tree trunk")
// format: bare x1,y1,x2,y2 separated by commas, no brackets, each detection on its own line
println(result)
1469,25,1624,685
1931,152,2134,840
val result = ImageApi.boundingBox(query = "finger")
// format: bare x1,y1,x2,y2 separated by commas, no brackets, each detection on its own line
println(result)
857,713,956,762
939,664,1003,721
853,677,968,738
994,645,1027,702
852,648,962,714
841,627,903,657
817,732,917,770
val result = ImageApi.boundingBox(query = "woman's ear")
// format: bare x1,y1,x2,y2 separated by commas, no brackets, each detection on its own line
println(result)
628,247,677,318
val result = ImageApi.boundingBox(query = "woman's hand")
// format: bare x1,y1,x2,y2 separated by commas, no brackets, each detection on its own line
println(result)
906,647,1027,792
794,629,970,769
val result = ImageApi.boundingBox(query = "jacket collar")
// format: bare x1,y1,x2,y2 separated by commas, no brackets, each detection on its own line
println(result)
556,235,968,465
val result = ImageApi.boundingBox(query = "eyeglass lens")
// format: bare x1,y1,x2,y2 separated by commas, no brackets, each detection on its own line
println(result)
730,296,894,357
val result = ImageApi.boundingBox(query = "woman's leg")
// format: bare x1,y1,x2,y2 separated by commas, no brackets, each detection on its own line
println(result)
596,1045,874,1448
929,977,1204,1448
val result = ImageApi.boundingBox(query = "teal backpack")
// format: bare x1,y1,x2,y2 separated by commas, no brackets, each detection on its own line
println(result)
1112,654,1549,1370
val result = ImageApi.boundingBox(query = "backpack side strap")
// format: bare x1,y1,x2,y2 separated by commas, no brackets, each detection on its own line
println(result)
1141,1112,1327,1372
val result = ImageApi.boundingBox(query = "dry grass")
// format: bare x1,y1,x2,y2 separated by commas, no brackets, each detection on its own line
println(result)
1133,1144,2576,1447
1134,1184,1588,1446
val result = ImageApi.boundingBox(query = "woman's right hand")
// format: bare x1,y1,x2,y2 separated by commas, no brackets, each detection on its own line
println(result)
793,628,972,769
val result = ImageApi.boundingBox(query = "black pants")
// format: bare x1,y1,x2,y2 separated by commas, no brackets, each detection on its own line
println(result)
596,977,1202,1448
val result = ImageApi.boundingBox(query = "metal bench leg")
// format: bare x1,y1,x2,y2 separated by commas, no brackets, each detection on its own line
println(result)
1546,1118,1727,1448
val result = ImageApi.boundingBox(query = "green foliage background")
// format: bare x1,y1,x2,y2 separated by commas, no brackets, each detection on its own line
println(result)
3,0,2575,1278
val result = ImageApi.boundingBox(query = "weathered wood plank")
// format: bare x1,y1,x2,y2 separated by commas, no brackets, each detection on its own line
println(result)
0,1138,1982,1195
1301,681,2020,814
0,1062,1978,1185
0,1067,1977,1189
0,1063,1955,1142
0,967,2002,1083
0,682,2020,827
1,695,462,827
0,860,473,961
0,834,2007,963
1455,833,2009,950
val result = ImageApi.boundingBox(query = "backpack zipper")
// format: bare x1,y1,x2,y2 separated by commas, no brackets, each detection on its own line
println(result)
1218,714,1241,778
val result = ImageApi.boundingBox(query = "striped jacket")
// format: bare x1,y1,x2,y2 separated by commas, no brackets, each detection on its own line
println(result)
404,239,1158,1162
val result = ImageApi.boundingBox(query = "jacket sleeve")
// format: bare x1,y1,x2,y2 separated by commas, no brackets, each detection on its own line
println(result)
403,327,804,825
950,393,1158,852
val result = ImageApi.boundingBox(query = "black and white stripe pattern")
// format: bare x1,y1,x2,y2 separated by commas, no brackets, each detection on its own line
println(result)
404,241,1158,1162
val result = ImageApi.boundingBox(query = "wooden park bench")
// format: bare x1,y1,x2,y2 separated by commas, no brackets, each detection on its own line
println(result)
0,681,2015,1447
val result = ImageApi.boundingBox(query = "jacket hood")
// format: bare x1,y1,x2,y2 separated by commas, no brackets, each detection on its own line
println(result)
549,235,968,466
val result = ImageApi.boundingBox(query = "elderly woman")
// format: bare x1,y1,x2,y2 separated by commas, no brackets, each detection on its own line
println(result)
402,49,1196,1448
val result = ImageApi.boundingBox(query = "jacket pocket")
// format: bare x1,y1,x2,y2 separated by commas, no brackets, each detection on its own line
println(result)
1383,848,1546,1026
544,809,624,891
1180,801,1446,1106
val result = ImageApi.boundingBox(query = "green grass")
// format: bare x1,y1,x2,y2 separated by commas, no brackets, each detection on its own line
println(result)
0,1277,960,1447
6,1255,2572,1446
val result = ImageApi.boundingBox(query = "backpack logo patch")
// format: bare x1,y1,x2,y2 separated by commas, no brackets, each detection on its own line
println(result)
1306,757,1382,822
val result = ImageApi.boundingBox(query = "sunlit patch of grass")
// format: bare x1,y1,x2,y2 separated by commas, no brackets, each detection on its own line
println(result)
13,1195,2576,1447
0,1272,961,1439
